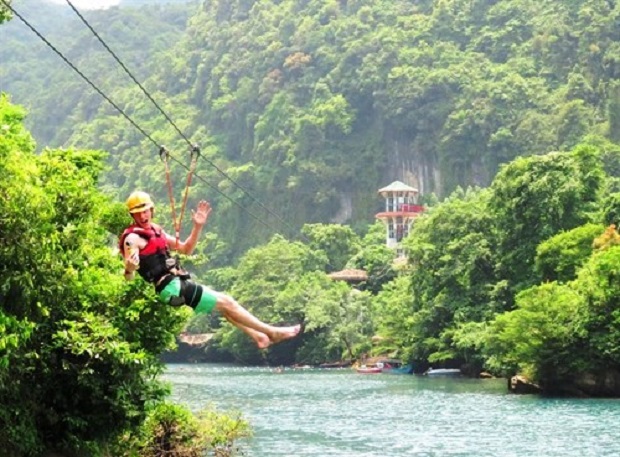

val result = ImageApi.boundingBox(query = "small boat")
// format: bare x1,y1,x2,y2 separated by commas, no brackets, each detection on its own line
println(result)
356,365,383,374
425,368,461,376
384,363,413,374
354,358,414,375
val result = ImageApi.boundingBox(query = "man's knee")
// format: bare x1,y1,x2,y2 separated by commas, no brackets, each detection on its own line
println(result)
215,293,237,311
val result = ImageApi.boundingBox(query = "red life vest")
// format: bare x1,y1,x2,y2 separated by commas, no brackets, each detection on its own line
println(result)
119,223,175,283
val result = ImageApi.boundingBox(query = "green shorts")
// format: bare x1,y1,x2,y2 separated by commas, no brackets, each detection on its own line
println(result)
157,276,218,315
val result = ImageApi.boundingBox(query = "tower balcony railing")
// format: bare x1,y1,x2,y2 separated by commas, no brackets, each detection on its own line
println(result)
378,204,425,220
397,203,424,213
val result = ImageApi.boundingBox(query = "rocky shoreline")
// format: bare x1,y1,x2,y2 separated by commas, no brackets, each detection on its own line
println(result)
163,334,620,397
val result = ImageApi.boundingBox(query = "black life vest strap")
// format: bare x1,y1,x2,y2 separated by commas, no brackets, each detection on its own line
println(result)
155,271,192,294
138,252,172,283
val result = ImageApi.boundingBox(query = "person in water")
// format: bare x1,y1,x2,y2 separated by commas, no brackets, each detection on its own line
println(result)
119,190,301,349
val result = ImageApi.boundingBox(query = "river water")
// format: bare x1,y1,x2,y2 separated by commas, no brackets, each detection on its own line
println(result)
163,364,620,457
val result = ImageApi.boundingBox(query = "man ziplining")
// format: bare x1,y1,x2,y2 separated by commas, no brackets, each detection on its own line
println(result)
119,191,301,349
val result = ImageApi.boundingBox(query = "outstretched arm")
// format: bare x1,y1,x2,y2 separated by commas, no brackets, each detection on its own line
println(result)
167,200,211,254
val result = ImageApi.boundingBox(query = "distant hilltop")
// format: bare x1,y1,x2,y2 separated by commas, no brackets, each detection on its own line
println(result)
43,0,195,10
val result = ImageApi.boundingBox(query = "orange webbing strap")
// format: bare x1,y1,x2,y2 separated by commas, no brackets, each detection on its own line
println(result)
177,145,200,240
159,145,201,249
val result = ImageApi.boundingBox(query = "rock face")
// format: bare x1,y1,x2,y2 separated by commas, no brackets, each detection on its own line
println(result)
384,138,434,196
178,332,214,345
509,375,542,394
160,333,214,364
382,134,491,198
571,370,620,397
509,370,620,397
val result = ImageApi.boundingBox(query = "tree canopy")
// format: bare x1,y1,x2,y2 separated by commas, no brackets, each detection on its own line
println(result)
0,94,249,456
4,0,620,260
4,2,620,430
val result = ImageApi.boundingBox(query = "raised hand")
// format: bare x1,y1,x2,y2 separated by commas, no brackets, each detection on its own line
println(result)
191,200,212,226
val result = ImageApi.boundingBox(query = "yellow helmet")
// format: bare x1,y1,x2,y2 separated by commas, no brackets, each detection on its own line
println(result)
126,191,154,213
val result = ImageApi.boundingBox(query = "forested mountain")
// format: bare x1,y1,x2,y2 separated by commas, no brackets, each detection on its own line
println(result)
5,11,620,455
1,0,193,145
3,0,620,260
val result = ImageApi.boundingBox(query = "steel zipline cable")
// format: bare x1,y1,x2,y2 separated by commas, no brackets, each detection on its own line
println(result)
64,0,304,239
0,0,282,234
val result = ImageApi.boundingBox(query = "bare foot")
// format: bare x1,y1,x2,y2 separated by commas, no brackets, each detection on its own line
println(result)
268,324,301,345
254,332,271,349
242,328,272,349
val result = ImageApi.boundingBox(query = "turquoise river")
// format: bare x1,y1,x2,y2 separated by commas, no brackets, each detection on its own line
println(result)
163,364,620,457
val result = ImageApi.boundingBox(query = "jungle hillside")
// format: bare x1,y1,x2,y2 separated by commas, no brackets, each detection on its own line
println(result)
4,0,620,455
4,0,620,259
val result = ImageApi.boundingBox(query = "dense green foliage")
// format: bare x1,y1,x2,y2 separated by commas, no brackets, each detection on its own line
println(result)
0,2,10,23
4,0,620,261
535,223,605,283
347,221,398,294
403,186,499,369
202,232,377,365
0,96,247,455
394,142,617,381
490,145,605,293
134,402,251,457
485,240,620,391
185,137,620,392
4,6,620,450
